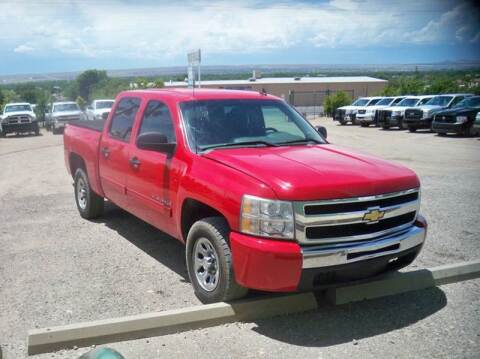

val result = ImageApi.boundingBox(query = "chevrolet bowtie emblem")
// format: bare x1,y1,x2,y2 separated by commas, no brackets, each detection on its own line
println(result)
363,208,385,223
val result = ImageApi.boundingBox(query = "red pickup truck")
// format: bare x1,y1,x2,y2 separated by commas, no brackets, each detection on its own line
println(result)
64,88,427,303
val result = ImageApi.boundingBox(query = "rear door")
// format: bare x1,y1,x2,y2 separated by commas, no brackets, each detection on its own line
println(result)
99,96,141,208
126,99,178,235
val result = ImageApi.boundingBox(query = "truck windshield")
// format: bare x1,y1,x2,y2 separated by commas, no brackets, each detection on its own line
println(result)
180,99,325,152
54,103,80,112
397,98,419,107
367,99,381,106
453,97,480,108
376,98,394,106
5,104,32,112
96,101,114,109
352,98,369,106
425,96,453,106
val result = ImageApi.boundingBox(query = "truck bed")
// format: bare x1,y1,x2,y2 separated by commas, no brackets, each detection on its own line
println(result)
68,119,105,132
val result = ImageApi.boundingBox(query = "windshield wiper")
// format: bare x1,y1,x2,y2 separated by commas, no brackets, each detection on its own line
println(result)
200,140,279,152
276,138,323,146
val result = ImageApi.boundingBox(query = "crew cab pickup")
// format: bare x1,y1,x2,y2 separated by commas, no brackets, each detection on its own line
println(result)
47,101,85,134
404,94,472,132
1,102,39,137
431,96,480,136
377,96,433,130
64,89,427,303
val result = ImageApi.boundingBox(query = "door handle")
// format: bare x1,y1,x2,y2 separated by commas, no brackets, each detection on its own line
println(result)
101,147,110,158
129,157,141,169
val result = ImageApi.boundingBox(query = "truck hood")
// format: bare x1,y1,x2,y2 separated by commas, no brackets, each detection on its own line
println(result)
3,110,35,118
204,144,419,201
52,110,83,117
435,107,479,116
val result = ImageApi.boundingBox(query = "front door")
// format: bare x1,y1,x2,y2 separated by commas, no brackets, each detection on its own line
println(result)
126,99,177,235
99,97,141,208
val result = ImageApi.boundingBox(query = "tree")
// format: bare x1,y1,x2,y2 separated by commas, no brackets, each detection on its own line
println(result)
76,70,108,102
323,91,352,116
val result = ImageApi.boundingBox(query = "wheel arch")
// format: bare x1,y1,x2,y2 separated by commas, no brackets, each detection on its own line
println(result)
180,198,229,242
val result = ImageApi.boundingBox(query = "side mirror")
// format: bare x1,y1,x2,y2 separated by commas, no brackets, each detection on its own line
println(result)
101,112,109,120
137,132,176,155
315,125,327,139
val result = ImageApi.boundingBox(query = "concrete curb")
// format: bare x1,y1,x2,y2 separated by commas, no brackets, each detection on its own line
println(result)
27,260,480,355
326,260,480,305
28,292,317,355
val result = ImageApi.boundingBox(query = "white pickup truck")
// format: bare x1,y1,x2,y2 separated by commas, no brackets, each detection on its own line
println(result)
377,96,434,130
46,101,86,134
357,96,405,127
85,99,115,121
0,102,39,137
334,97,382,125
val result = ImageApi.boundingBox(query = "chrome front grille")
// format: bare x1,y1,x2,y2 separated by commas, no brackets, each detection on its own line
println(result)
294,188,420,245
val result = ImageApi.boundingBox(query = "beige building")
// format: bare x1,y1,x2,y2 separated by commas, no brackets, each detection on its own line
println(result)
164,76,388,106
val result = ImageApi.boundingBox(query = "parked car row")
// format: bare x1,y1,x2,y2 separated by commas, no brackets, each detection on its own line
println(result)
0,99,115,137
334,94,480,136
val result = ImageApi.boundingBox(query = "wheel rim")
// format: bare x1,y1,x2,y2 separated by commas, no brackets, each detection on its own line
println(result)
76,177,88,210
193,237,220,292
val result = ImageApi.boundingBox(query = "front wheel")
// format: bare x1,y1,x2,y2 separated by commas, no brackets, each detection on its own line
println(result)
408,127,417,133
186,217,248,303
74,168,104,219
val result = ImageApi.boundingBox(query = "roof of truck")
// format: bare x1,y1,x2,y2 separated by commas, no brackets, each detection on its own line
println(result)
121,88,281,101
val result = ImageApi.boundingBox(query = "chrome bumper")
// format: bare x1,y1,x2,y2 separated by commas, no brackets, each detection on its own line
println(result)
301,225,425,269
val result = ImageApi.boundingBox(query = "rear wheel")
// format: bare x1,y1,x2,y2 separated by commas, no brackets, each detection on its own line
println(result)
408,127,417,133
74,168,104,219
339,119,346,125
186,217,248,303
382,124,390,130
360,122,369,127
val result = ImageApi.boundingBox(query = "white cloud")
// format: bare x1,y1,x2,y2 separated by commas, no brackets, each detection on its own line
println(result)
0,0,478,60
407,2,480,44
14,44,34,53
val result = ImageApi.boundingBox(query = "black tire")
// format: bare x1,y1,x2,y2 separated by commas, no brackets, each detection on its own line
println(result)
382,124,390,130
74,168,104,219
339,120,346,126
34,123,40,136
186,217,248,303
437,132,447,136
408,127,417,133
360,122,369,127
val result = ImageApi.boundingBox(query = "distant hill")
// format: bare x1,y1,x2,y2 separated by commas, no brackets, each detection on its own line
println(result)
1,61,480,84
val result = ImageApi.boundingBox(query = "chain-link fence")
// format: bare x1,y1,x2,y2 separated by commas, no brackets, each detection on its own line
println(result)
288,89,355,119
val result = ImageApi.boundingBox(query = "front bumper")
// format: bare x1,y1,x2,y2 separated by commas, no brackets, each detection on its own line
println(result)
404,117,432,129
1,121,38,134
230,217,427,292
357,114,375,123
432,122,465,134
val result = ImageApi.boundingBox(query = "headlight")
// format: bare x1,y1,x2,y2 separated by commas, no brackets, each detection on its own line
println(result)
240,195,294,239
392,110,401,116
456,116,468,123
422,110,431,119
95,113,102,120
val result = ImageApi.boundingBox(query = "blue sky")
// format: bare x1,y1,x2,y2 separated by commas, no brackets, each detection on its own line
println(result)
0,0,479,75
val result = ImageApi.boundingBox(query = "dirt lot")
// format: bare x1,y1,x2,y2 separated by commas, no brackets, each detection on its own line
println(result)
1,122,479,358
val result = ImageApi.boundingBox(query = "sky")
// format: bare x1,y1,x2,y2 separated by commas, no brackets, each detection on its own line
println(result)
0,0,479,75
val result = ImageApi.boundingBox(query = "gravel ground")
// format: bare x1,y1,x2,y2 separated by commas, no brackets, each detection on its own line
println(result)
0,122,479,358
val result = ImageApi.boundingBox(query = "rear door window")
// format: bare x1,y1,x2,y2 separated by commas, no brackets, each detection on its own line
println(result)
109,97,141,141
138,100,176,143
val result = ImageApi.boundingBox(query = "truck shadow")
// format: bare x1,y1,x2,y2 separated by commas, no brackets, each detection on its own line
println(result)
251,286,446,347
94,202,190,282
